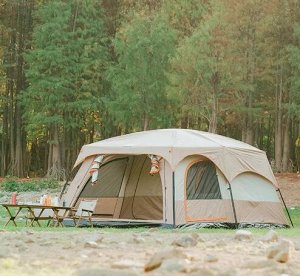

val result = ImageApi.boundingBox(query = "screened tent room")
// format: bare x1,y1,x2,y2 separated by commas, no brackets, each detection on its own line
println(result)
73,155,163,221
173,156,288,226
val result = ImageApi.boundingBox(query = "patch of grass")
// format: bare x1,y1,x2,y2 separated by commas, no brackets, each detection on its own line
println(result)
287,207,300,227
0,177,60,192
0,205,299,236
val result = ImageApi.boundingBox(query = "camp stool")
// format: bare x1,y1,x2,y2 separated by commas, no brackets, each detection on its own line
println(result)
70,200,97,227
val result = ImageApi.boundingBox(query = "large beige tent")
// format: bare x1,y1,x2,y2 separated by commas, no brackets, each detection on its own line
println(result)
61,129,289,227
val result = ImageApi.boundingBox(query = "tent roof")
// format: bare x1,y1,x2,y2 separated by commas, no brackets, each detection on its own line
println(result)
74,129,277,186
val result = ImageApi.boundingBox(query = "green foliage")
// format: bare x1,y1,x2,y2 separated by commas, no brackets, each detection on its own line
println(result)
288,24,300,116
0,177,60,192
1,0,300,175
160,0,209,37
169,2,229,131
23,0,110,138
106,15,177,130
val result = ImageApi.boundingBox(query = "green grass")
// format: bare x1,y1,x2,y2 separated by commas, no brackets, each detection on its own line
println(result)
0,205,299,236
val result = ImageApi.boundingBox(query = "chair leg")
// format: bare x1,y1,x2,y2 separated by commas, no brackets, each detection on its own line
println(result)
88,214,93,228
76,216,82,227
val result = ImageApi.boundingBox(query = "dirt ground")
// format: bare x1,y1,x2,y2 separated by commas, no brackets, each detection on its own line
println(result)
275,173,300,207
0,229,299,276
0,173,299,276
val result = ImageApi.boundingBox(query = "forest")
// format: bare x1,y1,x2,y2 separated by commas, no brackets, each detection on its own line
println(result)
1,0,300,179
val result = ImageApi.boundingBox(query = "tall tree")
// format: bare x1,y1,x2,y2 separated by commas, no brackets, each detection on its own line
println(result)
170,2,229,133
24,0,110,178
106,15,176,131
0,0,34,177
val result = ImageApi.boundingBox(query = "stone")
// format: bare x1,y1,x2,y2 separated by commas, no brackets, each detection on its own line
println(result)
148,227,158,232
242,259,275,269
294,241,300,251
144,248,186,272
111,259,143,269
39,240,53,246
266,239,293,263
155,238,163,244
96,237,104,243
157,258,190,273
24,238,35,244
260,230,279,243
205,255,218,263
62,241,76,249
132,237,145,244
234,230,253,241
84,241,98,248
172,235,198,247
216,240,227,247
191,233,205,242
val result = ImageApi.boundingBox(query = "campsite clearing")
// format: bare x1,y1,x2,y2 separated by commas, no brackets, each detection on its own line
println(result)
0,226,300,276
0,174,299,275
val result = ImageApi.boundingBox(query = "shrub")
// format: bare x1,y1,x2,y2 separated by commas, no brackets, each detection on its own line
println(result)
0,177,61,192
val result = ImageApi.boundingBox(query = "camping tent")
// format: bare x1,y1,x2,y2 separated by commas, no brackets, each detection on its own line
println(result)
61,129,289,227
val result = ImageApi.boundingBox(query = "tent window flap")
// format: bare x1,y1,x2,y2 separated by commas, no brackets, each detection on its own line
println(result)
187,161,222,200
80,158,128,198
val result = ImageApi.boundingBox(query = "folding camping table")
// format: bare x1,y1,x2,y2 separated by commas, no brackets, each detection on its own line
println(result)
1,204,71,227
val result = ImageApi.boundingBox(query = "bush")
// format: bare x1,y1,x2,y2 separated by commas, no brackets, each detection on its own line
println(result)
0,177,61,192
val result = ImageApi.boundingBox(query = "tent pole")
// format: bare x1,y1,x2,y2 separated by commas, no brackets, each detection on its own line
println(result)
172,172,176,228
228,183,238,228
59,175,71,200
277,188,294,228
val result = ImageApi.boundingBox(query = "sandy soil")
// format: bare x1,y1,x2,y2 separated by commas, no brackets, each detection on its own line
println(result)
0,173,299,276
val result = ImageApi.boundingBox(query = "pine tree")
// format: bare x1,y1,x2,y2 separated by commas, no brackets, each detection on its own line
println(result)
170,2,229,133
24,0,110,177
106,15,177,131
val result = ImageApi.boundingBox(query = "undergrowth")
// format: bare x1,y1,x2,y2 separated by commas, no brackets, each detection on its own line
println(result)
0,177,60,192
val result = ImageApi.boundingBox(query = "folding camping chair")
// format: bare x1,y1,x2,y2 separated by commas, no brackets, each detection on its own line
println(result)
69,200,97,227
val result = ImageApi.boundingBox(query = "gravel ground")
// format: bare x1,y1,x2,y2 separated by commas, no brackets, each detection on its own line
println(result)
0,229,299,276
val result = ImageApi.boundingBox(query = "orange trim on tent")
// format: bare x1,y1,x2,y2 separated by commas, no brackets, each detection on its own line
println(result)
186,216,228,222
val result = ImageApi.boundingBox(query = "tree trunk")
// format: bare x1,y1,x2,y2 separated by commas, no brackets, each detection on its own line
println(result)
143,113,149,131
47,125,62,179
282,115,290,172
209,72,219,134
1,86,9,175
275,61,283,172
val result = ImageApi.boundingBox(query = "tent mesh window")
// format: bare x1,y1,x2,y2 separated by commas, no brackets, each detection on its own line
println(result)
187,161,222,200
79,158,128,198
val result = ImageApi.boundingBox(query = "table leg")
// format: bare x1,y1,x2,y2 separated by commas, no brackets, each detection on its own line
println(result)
4,206,23,227
27,208,42,227
51,209,59,227
52,208,66,227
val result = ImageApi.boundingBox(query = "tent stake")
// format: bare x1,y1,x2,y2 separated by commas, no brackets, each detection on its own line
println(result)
228,183,238,228
172,172,176,228
277,188,294,228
